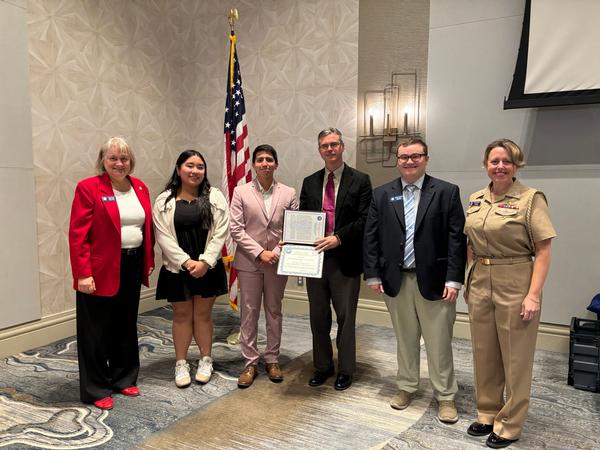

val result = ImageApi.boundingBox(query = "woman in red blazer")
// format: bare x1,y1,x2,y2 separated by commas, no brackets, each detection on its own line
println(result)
69,137,154,410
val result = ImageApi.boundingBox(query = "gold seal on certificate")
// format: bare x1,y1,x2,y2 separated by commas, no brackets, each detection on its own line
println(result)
277,210,325,278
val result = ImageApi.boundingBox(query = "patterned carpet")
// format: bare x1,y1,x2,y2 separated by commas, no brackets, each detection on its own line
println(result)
0,305,246,449
385,338,600,450
0,305,599,449
138,324,425,450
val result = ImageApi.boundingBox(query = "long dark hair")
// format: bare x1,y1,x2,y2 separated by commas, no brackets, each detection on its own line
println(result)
163,149,213,229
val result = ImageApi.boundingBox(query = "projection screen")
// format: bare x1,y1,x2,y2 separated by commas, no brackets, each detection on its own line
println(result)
504,0,600,109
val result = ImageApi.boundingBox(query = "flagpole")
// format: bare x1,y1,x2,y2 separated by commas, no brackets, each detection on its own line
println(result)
225,7,242,346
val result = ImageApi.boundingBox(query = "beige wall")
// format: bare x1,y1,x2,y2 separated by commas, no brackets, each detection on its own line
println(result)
427,0,600,326
29,0,187,316
0,0,41,329
1,0,575,355
355,0,429,302
14,0,359,324
356,0,429,189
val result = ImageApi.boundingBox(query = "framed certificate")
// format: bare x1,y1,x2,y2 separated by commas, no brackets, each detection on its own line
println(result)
279,210,326,278
277,244,324,278
282,210,325,245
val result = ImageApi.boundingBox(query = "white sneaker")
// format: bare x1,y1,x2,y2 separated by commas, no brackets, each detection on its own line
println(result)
174,360,191,388
195,356,213,384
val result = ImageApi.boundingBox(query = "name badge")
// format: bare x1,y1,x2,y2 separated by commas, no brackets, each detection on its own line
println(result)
389,195,403,203
102,196,116,202
469,200,481,206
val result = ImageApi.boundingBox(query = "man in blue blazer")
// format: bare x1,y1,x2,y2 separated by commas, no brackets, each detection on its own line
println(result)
363,138,466,423
300,128,372,391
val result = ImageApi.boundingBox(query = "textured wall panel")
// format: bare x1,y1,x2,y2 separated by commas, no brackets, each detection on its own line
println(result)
27,0,359,317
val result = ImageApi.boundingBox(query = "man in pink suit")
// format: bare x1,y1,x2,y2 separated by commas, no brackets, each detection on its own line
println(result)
230,144,299,388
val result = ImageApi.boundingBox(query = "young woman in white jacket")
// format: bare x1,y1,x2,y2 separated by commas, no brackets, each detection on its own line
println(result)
153,150,229,387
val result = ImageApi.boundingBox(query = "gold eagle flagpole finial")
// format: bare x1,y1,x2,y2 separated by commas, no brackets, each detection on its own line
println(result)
228,8,238,33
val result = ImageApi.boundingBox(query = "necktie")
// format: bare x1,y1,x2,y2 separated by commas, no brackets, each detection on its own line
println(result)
403,184,417,268
323,172,335,236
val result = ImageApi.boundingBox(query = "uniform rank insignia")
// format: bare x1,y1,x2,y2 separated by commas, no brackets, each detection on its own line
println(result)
498,203,518,209
469,201,481,206
390,195,403,203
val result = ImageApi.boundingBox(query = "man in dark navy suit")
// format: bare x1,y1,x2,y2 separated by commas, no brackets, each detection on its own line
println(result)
363,138,466,422
300,128,372,391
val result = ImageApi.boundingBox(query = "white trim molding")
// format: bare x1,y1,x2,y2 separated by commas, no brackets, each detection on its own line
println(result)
282,289,570,353
0,288,570,359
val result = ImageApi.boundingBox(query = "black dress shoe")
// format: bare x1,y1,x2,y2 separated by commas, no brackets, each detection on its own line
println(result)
308,368,334,387
467,421,494,437
334,373,352,391
486,432,518,449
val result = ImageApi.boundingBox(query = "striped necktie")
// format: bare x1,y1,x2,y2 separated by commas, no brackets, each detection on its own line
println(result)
403,184,417,268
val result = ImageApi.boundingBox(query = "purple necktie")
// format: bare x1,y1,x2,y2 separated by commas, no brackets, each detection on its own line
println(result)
323,172,335,236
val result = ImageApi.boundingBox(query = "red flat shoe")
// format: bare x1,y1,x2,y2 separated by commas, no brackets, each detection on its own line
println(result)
94,397,113,410
120,386,140,397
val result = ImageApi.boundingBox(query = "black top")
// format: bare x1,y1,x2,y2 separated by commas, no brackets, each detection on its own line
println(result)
174,200,208,259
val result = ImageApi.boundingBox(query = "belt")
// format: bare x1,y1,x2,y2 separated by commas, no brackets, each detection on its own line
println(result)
477,256,532,266
401,268,416,273
121,247,141,256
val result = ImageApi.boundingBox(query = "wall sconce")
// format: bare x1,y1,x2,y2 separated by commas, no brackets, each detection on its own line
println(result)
359,71,421,166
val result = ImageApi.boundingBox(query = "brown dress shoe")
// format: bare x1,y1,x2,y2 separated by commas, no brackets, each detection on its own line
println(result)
265,363,283,382
238,365,258,388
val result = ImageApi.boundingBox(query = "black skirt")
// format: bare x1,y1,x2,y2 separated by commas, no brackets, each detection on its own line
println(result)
156,260,228,302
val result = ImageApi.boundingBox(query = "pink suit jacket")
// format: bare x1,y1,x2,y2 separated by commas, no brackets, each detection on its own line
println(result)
69,173,155,296
230,180,298,271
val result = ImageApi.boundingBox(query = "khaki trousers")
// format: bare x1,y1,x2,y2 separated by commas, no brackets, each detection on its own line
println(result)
384,273,457,401
467,261,539,440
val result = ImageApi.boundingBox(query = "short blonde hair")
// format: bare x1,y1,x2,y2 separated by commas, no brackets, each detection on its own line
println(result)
483,138,525,168
95,137,135,175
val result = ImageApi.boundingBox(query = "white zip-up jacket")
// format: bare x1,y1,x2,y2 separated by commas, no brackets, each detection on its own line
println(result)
153,187,229,273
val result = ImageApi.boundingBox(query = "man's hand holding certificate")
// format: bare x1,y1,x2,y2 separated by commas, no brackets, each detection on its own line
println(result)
313,235,340,252
277,210,326,278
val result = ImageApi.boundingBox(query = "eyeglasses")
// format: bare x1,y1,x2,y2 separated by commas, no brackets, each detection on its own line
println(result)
397,153,426,163
319,142,342,150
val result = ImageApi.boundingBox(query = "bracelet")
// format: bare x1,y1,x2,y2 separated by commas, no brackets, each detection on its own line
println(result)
526,295,540,303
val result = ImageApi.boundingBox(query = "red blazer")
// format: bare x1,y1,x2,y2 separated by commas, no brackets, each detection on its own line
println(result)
69,174,155,297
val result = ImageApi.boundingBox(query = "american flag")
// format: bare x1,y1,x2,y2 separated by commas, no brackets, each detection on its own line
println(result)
221,32,251,311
